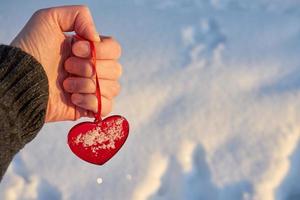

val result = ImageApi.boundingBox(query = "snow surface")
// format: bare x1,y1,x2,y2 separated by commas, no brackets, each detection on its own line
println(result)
1,0,300,200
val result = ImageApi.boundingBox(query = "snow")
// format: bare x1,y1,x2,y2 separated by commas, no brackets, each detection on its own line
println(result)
1,0,300,200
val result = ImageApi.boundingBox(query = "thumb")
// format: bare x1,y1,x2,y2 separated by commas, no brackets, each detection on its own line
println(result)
45,5,100,42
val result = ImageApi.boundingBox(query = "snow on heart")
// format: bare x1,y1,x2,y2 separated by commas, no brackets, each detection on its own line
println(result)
74,118,125,153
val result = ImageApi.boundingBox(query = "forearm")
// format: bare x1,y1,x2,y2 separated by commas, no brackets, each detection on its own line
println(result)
0,45,48,181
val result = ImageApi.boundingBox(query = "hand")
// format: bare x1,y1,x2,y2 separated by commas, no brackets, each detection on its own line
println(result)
10,5,122,122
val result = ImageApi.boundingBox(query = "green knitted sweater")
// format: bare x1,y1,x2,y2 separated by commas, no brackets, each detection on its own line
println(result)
0,45,49,181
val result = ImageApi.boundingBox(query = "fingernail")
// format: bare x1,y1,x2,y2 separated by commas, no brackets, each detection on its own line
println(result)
94,32,100,41
72,94,83,104
78,41,90,57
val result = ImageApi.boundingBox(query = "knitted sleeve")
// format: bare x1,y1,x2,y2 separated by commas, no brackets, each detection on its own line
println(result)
0,45,49,181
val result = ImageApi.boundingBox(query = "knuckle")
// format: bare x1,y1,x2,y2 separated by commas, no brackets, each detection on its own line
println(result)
78,5,90,13
33,8,47,16
112,82,121,96
109,37,122,58
32,8,51,19
37,6,60,16
115,63,123,78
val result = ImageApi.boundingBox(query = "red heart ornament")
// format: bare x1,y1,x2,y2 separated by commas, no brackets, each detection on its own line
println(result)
67,35,130,165
68,115,129,165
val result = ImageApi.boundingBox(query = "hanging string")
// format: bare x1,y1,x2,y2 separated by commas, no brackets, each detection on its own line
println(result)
74,34,102,122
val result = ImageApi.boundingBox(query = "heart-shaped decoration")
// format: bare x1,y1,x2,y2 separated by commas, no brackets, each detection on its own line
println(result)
67,35,130,165
68,115,129,165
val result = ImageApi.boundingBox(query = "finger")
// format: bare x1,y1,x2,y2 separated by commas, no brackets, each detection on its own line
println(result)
72,93,97,113
71,93,113,116
63,77,121,99
72,36,121,59
36,5,100,42
65,57,122,79
63,77,95,93
74,106,94,120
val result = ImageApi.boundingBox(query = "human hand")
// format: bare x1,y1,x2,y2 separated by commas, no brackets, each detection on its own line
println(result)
11,5,122,122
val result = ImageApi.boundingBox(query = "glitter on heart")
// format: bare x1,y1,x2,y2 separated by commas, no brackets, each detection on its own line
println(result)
75,118,125,151
67,35,129,165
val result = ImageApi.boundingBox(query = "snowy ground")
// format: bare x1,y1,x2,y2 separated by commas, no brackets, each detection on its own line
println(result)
1,0,300,200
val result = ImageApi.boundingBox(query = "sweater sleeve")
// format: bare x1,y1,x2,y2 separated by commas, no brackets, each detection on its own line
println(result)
0,45,49,181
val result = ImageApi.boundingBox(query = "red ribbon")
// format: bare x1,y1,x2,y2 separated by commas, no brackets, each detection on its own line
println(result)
74,35,102,122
